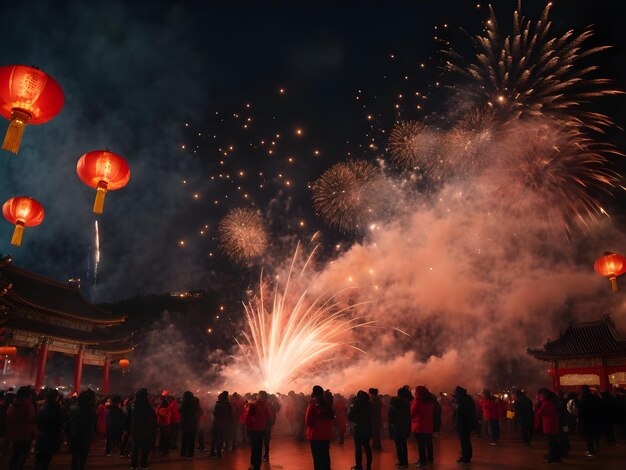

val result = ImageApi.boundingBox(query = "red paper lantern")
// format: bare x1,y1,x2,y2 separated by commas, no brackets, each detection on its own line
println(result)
119,358,130,370
0,346,17,356
2,197,44,247
76,150,130,214
0,65,64,154
594,252,626,293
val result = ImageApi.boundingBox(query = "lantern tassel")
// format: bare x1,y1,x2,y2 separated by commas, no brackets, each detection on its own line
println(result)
11,223,24,247
93,182,108,214
2,110,31,155
610,276,619,293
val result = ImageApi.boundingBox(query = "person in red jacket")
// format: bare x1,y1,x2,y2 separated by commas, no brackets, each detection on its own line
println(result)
6,386,36,470
157,397,171,455
245,392,271,470
333,394,348,444
534,388,561,464
480,391,500,445
168,395,181,450
411,386,435,467
305,385,334,470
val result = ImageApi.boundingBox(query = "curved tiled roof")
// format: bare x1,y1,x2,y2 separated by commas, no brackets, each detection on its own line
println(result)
527,316,626,361
0,260,124,324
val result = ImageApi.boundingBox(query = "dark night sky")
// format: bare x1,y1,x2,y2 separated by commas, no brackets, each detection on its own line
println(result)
0,0,624,302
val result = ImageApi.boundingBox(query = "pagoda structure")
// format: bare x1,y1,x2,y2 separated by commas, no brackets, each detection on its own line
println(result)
527,316,626,392
0,256,133,393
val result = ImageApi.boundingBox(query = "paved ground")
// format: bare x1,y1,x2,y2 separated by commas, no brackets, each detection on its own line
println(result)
8,433,626,470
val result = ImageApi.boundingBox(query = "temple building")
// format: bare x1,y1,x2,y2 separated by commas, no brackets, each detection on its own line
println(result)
0,256,133,393
527,316,626,391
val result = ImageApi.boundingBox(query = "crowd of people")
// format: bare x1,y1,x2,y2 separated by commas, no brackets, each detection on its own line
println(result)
0,382,625,470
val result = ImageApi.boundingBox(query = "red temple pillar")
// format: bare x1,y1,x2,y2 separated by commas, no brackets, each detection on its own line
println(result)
34,339,49,390
599,358,610,392
103,355,110,395
73,346,84,395
552,360,561,393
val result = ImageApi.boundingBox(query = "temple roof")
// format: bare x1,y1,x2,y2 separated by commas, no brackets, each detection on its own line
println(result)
527,316,626,361
0,258,124,324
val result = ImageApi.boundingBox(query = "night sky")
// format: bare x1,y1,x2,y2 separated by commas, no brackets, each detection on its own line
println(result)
0,0,625,303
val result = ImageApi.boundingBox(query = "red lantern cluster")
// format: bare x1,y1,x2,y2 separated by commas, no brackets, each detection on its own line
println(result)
594,252,626,293
77,150,130,214
0,345,17,356
0,65,64,154
2,197,44,247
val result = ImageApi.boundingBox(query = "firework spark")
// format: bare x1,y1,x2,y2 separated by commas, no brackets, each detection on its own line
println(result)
312,160,389,232
445,2,622,131
388,120,439,169
480,123,622,233
237,245,371,391
218,208,269,261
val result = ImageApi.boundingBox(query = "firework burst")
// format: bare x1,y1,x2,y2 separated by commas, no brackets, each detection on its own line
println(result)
218,208,269,261
312,160,388,232
237,245,371,391
479,123,622,233
445,2,622,131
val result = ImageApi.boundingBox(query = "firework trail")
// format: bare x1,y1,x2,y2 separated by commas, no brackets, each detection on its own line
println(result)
444,2,622,131
479,122,621,233
237,244,372,391
218,208,269,261
94,220,100,285
312,160,389,232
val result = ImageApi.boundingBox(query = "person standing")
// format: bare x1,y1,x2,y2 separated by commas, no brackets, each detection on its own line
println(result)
105,396,124,456
453,386,476,465
369,388,382,450
263,392,279,461
245,392,270,470
306,385,334,470
209,391,231,458
179,391,200,460
411,386,435,467
129,388,156,470
69,390,97,470
6,386,36,470
514,389,534,447
388,387,412,468
578,385,600,457
168,394,181,450
35,389,64,470
348,390,372,470
480,391,499,445
333,394,348,444
534,388,560,463
156,397,171,455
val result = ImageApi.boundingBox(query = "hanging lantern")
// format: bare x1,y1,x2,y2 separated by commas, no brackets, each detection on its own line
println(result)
119,358,130,374
594,252,626,293
2,197,44,247
0,346,17,356
0,65,64,154
76,150,130,214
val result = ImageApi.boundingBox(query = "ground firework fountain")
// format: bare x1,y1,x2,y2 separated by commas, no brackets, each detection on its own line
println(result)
236,244,372,392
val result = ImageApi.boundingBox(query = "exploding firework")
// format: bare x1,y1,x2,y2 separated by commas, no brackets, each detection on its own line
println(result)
445,3,622,131
218,208,269,261
479,123,622,233
445,106,498,175
237,245,371,391
388,120,443,173
312,160,388,232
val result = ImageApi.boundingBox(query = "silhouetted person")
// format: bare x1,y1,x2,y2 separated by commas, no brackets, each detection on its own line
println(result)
246,392,271,470
7,386,35,470
579,385,600,456
180,391,200,459
369,388,382,450
69,390,97,470
263,392,279,460
600,391,616,446
306,385,334,470
35,389,63,470
411,386,435,467
348,390,372,470
105,396,124,456
156,397,171,454
514,389,534,446
129,388,156,470
209,391,231,458
453,386,476,465
480,390,499,445
388,387,412,468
